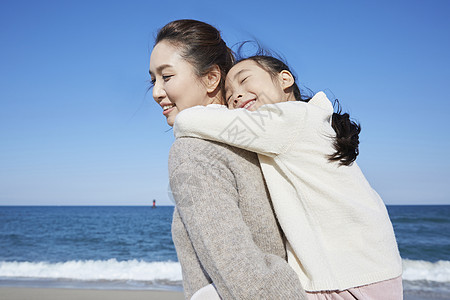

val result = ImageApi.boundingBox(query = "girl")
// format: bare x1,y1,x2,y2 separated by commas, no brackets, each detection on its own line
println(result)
150,21,306,299
173,55,403,298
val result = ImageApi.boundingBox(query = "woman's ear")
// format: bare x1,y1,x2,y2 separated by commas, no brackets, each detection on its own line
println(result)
203,65,222,93
279,70,295,91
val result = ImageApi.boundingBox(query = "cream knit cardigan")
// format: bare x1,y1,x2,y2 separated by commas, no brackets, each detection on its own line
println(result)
173,92,402,292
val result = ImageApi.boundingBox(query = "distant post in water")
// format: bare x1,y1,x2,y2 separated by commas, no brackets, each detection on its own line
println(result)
152,199,156,208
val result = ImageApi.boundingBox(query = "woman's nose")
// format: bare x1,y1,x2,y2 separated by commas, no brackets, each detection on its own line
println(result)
152,82,165,102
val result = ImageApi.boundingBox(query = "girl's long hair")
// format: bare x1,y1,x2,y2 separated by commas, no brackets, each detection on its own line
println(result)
238,54,361,166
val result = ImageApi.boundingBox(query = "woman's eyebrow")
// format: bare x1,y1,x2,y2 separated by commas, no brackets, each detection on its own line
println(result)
149,64,173,76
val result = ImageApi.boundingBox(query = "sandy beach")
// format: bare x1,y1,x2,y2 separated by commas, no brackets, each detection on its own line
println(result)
0,287,184,300
0,287,442,300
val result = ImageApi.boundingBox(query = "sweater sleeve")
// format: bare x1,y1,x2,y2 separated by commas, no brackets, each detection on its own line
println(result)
169,138,306,300
171,208,213,299
173,92,333,157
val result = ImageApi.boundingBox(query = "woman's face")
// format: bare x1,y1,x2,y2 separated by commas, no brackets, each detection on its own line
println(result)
149,41,209,126
225,60,291,111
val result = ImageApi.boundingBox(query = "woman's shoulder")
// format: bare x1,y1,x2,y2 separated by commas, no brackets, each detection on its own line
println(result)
170,137,228,160
169,137,258,171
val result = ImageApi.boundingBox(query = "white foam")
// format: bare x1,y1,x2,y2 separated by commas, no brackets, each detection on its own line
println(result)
402,259,450,282
0,259,182,282
1,259,448,284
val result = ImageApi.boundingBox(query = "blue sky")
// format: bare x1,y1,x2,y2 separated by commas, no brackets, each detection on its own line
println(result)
1,0,449,206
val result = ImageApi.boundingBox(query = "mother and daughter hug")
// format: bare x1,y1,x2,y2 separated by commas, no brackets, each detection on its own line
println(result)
149,19,403,299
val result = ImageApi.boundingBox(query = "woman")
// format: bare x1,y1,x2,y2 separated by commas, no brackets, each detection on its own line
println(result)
149,19,306,299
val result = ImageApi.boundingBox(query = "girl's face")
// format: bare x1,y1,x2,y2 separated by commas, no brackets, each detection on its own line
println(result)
225,60,294,111
149,41,210,127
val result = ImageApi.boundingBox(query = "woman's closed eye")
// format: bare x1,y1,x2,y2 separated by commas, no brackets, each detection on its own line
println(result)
162,75,173,81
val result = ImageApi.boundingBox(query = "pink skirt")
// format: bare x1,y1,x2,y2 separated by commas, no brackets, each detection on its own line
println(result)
306,276,403,300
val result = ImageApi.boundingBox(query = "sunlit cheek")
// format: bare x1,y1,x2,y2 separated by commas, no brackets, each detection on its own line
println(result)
250,101,262,111
258,92,270,104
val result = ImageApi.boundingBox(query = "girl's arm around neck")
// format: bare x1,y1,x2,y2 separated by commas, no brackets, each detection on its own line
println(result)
173,102,305,157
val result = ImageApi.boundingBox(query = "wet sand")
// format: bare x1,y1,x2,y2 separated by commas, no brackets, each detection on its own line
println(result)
0,287,442,300
0,287,184,300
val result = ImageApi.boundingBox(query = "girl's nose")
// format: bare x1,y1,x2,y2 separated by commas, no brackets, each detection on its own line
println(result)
234,94,242,107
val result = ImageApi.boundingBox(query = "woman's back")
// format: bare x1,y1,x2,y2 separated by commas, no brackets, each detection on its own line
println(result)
170,137,305,299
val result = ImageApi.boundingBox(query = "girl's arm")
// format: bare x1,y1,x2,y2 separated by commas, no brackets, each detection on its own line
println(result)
173,101,305,157
169,137,306,299
173,92,332,157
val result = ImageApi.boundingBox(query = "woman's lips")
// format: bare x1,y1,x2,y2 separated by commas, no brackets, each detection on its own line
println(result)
162,104,176,116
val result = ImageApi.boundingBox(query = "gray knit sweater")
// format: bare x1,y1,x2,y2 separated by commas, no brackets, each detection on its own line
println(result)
169,137,306,299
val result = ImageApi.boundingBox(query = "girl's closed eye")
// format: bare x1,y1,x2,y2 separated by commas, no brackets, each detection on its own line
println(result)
241,76,250,84
225,94,231,105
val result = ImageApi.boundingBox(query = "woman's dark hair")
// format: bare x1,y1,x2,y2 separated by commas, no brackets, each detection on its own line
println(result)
155,19,235,101
239,55,361,166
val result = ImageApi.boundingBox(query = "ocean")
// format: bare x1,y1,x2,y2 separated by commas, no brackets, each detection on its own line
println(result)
0,205,449,298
